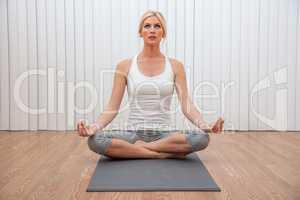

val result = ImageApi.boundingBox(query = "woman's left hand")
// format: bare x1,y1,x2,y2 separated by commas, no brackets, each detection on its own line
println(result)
210,117,224,134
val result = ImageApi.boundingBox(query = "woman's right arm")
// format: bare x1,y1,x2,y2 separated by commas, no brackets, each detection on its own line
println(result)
94,59,131,129
77,59,131,137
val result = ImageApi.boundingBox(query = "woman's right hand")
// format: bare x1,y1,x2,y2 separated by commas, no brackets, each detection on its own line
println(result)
77,120,97,137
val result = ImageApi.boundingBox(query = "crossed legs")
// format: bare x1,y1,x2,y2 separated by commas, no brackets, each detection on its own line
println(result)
88,130,209,159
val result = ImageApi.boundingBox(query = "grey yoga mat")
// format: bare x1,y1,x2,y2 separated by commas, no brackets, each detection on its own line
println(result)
87,153,221,192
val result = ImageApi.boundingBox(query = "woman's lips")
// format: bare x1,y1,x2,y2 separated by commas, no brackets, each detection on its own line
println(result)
148,36,157,40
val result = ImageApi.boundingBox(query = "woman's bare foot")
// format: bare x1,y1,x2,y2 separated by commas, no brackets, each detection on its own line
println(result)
157,152,187,159
135,140,187,159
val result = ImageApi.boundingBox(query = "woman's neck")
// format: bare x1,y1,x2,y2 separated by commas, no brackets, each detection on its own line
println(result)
140,45,163,58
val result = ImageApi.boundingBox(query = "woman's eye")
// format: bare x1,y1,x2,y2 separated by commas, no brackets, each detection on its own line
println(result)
154,24,161,29
144,24,151,29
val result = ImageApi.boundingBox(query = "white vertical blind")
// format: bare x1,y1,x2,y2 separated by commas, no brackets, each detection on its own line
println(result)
0,0,299,131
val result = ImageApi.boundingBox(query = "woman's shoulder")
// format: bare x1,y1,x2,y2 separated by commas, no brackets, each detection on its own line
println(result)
168,58,184,75
115,58,133,76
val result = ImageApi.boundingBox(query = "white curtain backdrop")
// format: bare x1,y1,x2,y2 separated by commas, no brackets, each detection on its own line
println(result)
0,0,299,131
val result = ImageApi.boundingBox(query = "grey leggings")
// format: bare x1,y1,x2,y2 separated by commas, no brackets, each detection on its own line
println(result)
87,129,210,156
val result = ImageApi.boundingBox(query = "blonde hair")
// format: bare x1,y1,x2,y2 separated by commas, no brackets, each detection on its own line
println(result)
138,10,167,38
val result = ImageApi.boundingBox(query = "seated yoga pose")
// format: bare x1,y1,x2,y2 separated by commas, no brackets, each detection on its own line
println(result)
77,10,224,159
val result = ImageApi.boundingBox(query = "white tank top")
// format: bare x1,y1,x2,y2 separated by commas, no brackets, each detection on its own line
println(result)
126,54,175,131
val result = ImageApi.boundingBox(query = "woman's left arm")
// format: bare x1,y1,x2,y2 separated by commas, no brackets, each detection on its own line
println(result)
171,59,224,133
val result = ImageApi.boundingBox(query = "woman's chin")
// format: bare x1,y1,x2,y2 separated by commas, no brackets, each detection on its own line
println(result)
144,41,160,46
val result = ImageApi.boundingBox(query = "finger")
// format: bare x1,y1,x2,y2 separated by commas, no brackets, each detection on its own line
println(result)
81,131,87,137
85,127,91,136
77,123,81,133
79,125,85,136
220,121,224,132
82,125,89,136
78,121,83,129
214,122,220,133
77,125,81,136
78,121,83,130
79,121,83,130
79,131,83,137
82,123,88,134
85,126,93,136
80,122,88,136
80,126,85,136
78,127,83,137
216,118,223,131
216,121,221,133
218,118,224,127
83,124,93,136
78,123,84,135
80,122,86,130
77,127,81,136
79,120,83,126
217,118,222,125
81,128,87,137
78,130,83,137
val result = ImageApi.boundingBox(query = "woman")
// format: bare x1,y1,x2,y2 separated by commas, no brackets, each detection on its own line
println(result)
77,11,224,159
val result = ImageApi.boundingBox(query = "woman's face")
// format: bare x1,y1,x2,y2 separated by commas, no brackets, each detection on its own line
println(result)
140,16,164,46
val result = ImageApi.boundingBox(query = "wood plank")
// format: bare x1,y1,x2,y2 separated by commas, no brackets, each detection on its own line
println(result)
1,0,300,132
0,133,77,198
0,134,56,189
22,135,85,199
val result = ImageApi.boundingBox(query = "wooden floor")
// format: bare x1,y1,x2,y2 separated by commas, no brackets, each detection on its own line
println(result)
0,131,299,200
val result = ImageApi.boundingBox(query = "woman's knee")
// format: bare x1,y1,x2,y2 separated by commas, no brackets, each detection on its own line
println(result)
185,130,210,152
87,133,112,155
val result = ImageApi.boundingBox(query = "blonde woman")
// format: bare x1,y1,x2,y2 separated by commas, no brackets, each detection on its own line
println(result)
77,11,224,159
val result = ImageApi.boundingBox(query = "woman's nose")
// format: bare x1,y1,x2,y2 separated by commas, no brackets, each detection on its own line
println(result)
147,26,156,32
